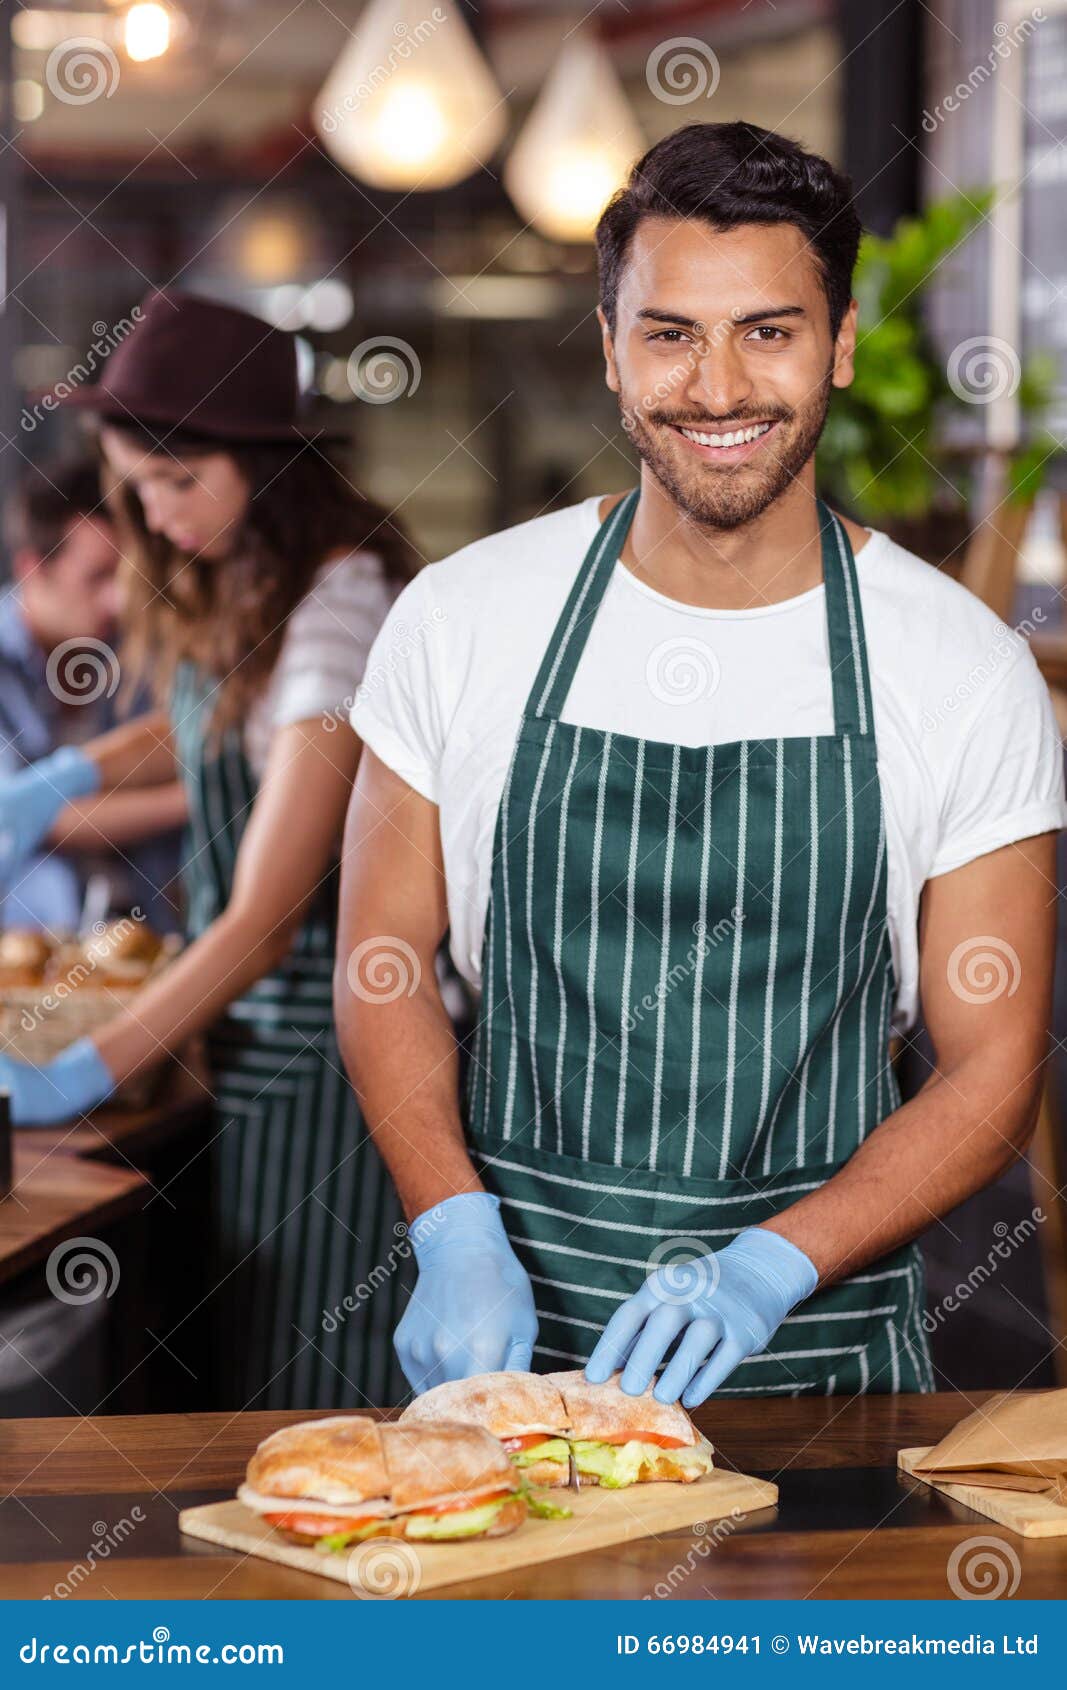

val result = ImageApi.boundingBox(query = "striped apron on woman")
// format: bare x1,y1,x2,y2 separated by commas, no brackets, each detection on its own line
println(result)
171,664,413,1410
466,490,933,1396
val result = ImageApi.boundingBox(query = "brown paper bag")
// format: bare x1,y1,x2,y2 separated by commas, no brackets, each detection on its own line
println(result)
913,1390,1067,1505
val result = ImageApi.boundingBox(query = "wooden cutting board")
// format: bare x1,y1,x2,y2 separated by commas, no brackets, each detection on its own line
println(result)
898,1446,1067,1538
179,1467,776,1596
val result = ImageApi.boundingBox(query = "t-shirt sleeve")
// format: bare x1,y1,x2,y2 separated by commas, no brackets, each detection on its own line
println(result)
267,552,401,732
928,641,1067,877
349,568,446,804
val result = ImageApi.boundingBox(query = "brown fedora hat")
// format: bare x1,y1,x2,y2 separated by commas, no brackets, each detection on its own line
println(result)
61,288,345,442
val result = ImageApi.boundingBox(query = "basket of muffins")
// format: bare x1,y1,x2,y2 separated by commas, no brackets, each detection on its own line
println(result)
0,919,181,1106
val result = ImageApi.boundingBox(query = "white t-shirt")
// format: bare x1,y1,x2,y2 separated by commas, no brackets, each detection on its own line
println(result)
350,495,1067,1031
244,549,400,775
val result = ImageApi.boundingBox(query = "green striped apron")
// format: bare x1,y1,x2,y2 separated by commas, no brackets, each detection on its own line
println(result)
466,490,933,1396
171,663,413,1410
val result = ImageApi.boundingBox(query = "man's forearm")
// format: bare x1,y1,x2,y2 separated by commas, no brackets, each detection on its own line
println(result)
336,975,484,1223
762,1041,1044,1285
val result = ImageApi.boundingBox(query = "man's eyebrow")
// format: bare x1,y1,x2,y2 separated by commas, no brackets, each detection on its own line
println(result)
636,305,807,328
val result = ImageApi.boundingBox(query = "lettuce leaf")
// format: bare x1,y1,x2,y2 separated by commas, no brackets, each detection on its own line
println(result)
512,1438,570,1468
570,1439,713,1488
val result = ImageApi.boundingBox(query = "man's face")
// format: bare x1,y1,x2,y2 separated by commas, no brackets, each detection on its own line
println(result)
20,513,122,650
600,217,857,530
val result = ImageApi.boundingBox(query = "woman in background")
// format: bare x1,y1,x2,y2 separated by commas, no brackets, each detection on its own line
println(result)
0,290,419,1410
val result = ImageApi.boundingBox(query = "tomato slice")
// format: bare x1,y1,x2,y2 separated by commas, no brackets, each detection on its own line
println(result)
263,1511,378,1536
263,1488,514,1535
501,1433,560,1453
596,1433,689,1449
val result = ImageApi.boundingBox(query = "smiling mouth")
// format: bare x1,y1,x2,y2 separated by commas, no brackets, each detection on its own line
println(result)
673,419,778,450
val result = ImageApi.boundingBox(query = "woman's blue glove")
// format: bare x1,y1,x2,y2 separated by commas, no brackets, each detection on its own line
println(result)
0,1037,115,1126
0,747,101,881
395,1191,538,1395
585,1227,819,1407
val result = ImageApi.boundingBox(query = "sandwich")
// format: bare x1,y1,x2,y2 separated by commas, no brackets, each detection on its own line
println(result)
237,1415,527,1550
545,1370,715,1488
401,1369,715,1490
400,1372,571,1487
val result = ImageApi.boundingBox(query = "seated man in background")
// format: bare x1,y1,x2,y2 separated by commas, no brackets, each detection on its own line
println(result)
0,458,183,932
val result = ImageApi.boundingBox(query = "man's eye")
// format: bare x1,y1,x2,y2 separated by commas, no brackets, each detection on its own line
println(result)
746,325,790,343
648,328,690,343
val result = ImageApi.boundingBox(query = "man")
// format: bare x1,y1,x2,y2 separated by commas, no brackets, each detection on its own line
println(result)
335,122,1066,1405
0,459,183,932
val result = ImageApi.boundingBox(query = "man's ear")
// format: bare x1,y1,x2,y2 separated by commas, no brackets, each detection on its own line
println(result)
597,304,620,394
831,297,858,391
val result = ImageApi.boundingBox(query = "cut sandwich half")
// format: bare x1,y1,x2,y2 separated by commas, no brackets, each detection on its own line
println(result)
545,1370,715,1488
399,1372,571,1487
237,1415,527,1550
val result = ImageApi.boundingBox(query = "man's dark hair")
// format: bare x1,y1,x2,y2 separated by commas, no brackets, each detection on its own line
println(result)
596,121,863,341
4,457,109,562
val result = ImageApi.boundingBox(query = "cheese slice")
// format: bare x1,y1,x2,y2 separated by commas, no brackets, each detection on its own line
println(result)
237,1483,394,1518
236,1480,516,1518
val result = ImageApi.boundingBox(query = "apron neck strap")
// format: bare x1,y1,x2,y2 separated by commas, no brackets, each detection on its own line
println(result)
526,488,874,740
527,488,640,720
819,498,874,739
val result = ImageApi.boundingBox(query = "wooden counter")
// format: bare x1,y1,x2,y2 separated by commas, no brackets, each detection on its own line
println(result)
0,1063,212,1288
2,1394,1064,1600
0,1143,147,1287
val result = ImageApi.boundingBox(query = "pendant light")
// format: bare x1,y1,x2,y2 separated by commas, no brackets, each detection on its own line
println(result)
504,32,643,243
314,0,506,190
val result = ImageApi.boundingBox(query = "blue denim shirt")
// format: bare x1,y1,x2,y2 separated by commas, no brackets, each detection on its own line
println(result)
0,589,180,931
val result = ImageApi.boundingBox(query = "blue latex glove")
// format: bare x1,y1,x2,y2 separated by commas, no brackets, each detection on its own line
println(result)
0,747,101,881
0,1037,115,1126
585,1228,819,1408
395,1192,538,1395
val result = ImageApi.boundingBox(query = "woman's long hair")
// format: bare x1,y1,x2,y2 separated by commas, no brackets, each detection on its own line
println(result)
99,420,420,736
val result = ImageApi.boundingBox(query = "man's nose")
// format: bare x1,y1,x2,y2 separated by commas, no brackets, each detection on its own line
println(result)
686,339,755,419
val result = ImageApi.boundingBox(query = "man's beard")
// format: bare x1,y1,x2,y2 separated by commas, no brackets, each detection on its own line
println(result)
620,367,833,532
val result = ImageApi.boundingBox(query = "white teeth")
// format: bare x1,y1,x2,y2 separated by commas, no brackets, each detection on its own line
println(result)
679,422,772,448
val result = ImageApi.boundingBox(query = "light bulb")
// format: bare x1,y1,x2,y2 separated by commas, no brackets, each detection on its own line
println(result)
125,3,170,63
314,0,505,190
